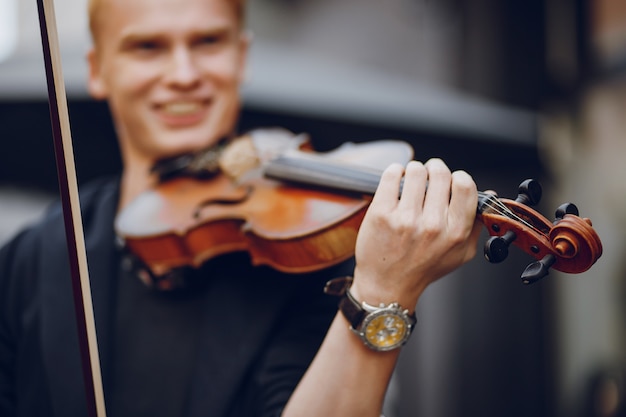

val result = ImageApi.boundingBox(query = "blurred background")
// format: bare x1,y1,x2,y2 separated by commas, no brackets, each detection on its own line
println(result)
0,0,624,416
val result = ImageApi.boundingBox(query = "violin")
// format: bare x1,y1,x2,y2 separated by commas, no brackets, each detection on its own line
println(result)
115,128,603,285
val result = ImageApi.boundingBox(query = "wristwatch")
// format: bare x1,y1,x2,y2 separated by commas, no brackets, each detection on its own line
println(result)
324,276,416,352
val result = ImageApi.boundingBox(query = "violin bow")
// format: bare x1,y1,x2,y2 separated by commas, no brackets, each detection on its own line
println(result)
35,0,107,416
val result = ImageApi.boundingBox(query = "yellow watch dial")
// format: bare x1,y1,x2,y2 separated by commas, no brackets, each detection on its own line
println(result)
364,313,409,349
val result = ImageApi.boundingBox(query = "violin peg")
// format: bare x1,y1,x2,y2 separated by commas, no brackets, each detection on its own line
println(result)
484,230,517,263
515,179,542,206
521,254,556,284
555,203,579,221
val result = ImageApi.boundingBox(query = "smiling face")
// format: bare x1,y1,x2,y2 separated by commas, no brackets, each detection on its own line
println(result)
87,0,248,169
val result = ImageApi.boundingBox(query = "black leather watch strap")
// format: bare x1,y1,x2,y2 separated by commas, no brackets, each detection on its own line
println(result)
324,276,365,329
323,276,353,297
338,289,365,329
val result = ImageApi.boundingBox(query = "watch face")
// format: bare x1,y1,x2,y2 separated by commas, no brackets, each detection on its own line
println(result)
362,310,411,351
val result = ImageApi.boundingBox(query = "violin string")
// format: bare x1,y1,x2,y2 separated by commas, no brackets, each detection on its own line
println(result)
477,192,548,238
267,154,548,239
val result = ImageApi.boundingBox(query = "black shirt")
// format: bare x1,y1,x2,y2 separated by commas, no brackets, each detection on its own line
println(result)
0,177,349,417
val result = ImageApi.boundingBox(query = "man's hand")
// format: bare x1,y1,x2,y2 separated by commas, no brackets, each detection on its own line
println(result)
352,158,483,309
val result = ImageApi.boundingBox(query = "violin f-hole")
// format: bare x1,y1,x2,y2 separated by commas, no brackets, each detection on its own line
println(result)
193,185,254,219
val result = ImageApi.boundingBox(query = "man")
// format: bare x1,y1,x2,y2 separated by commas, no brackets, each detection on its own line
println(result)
0,0,482,415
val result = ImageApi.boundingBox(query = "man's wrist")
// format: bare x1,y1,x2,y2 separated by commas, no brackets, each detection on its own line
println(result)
349,272,419,315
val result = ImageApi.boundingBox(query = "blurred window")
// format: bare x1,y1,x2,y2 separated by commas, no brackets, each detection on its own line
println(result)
0,0,18,62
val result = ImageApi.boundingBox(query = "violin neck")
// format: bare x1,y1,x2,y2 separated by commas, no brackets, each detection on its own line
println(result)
264,151,492,211
264,151,383,196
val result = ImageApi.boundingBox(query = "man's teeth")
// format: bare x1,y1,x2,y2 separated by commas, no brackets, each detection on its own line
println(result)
163,102,202,115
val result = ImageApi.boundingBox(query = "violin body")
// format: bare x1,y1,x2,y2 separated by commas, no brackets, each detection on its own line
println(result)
117,174,369,275
115,131,413,276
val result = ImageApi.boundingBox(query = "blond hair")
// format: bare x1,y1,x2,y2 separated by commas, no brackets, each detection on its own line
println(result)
88,0,247,45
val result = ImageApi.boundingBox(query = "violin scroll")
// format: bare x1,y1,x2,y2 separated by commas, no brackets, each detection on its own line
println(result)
478,180,603,284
